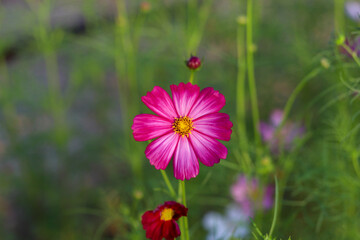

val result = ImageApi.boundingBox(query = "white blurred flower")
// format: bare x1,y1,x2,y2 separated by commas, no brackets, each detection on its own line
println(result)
203,204,249,240
345,2,360,22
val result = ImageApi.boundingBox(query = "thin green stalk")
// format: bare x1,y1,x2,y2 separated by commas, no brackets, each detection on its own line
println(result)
115,0,139,121
189,71,195,84
178,181,185,240
186,0,213,55
160,170,177,199
246,0,260,145
334,0,345,36
26,0,68,146
236,17,248,150
351,151,360,178
44,50,68,145
179,219,185,240
341,43,360,68
280,67,322,127
187,0,197,54
180,181,190,240
115,0,143,181
268,176,279,237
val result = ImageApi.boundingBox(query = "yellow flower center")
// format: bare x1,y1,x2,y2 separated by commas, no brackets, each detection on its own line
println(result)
160,208,175,221
172,116,194,137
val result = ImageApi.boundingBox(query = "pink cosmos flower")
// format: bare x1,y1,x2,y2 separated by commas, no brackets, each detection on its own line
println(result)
345,2,360,22
259,109,304,155
231,175,274,217
132,82,233,180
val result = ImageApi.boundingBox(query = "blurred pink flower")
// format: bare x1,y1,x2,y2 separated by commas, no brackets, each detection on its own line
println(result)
259,109,304,155
230,175,274,217
345,2,360,22
132,82,232,180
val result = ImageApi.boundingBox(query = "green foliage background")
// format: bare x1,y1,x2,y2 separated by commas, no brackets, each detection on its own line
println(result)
0,0,359,239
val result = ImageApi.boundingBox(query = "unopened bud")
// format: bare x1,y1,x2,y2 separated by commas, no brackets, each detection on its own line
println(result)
320,58,330,69
336,35,346,46
186,55,201,70
140,2,151,13
133,190,144,200
236,15,247,25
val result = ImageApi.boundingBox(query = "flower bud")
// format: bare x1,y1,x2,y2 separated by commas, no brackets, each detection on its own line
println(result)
336,35,346,46
236,15,247,25
320,58,330,69
140,2,151,13
186,55,201,70
133,189,144,200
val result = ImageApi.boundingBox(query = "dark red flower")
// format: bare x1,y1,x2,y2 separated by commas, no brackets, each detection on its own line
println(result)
186,55,201,70
141,201,188,240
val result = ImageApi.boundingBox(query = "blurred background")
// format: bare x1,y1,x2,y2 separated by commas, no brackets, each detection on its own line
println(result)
0,0,360,239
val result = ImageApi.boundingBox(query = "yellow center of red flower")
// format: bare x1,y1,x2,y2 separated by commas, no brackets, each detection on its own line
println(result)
172,116,194,137
160,208,175,221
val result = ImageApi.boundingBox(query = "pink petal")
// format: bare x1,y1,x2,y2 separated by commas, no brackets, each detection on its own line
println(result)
132,114,172,141
170,82,200,117
270,109,284,127
173,137,199,180
262,185,274,210
188,87,226,119
142,86,178,120
145,133,179,170
193,113,233,141
259,122,274,142
231,176,249,203
189,131,227,167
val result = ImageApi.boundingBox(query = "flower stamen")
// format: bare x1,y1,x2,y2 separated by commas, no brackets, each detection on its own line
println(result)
172,116,194,137
160,208,175,221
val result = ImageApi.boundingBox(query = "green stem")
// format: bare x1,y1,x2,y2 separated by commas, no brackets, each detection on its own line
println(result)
269,176,279,237
44,51,68,146
246,0,260,145
334,0,345,36
160,170,177,199
236,17,248,150
351,151,360,178
115,0,143,181
341,43,360,68
187,0,197,54
178,181,185,240
186,0,213,55
189,71,195,84
180,181,190,240
26,0,68,146
281,67,322,127
115,0,139,123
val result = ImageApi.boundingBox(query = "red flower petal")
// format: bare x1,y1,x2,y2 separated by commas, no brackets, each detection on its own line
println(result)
142,201,187,240
163,220,180,240
164,201,188,220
